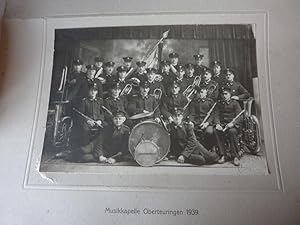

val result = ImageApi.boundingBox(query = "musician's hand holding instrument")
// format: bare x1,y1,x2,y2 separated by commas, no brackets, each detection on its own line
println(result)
200,122,209,129
216,124,223,131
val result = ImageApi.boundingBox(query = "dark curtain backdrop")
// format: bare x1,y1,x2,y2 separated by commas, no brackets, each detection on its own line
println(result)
51,24,257,101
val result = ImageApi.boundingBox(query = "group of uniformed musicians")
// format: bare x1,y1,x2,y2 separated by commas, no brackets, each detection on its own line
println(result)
58,52,251,166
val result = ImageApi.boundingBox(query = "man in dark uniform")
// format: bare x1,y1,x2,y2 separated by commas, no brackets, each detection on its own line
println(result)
214,86,243,166
173,65,189,94
221,68,250,101
189,86,216,149
67,59,85,84
185,63,200,87
161,81,188,123
115,65,130,91
123,56,134,75
82,64,103,98
168,52,179,77
132,60,147,83
104,82,128,116
100,61,116,96
127,81,161,123
168,107,219,165
144,68,165,100
193,54,206,77
211,60,224,85
94,56,104,80
159,60,175,94
200,67,219,101
65,83,107,162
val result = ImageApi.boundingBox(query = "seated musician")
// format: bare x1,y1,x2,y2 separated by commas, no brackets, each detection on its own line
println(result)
64,83,107,162
144,68,165,99
104,82,128,117
161,80,188,123
99,110,131,164
221,68,250,101
200,67,219,101
189,86,216,150
127,81,160,124
214,87,243,166
169,107,219,165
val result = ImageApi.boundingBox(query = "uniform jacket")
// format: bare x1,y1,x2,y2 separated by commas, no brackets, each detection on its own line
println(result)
214,99,243,127
172,78,189,94
79,97,106,123
103,124,130,156
161,94,188,119
194,65,205,76
127,94,160,118
200,79,219,101
145,79,166,97
212,73,224,85
169,123,200,158
161,72,175,94
189,97,215,124
104,96,128,116
100,72,117,93
221,81,250,100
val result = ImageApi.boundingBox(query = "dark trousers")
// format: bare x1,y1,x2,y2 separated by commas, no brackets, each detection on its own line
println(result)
214,127,240,158
195,125,215,150
182,142,219,165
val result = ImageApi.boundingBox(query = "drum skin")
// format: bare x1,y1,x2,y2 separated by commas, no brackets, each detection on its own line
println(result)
129,121,170,166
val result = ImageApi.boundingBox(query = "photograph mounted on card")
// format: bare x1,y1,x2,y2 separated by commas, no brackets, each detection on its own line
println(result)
24,12,282,191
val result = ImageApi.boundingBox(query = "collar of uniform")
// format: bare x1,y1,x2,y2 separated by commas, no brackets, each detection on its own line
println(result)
119,79,126,83
226,81,233,86
198,97,207,102
141,95,149,99
89,97,98,102
114,125,122,131
204,79,211,85
176,78,183,82
223,99,231,104
172,94,179,98
112,97,120,101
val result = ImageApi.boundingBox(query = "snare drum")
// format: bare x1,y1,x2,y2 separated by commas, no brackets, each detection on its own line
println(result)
129,121,170,166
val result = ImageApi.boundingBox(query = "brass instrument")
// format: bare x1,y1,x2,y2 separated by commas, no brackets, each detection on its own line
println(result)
152,88,163,100
119,83,133,96
50,66,73,148
182,75,201,99
154,74,163,82
170,64,178,74
193,75,201,86
239,97,261,154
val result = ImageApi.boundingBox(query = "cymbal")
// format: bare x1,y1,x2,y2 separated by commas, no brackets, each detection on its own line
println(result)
129,111,154,120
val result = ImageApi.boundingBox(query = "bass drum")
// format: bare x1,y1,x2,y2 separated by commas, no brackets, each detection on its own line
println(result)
129,121,170,167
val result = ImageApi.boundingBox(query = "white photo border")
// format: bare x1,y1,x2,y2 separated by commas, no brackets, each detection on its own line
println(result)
24,11,283,192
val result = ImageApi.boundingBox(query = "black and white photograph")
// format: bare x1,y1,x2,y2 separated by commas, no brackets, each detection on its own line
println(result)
39,24,267,174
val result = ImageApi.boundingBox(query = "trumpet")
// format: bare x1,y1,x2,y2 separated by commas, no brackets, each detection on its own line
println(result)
193,75,201,86
119,83,133,96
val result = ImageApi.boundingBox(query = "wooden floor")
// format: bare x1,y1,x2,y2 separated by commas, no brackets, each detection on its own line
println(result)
40,148,268,175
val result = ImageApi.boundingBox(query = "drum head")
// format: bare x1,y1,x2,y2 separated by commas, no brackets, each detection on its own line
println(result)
129,121,170,166
134,140,159,167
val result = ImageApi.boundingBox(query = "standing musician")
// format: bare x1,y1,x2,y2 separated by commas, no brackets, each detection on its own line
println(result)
127,81,161,123
160,60,175,94
169,52,180,77
132,60,147,82
189,86,216,150
67,59,85,85
221,68,250,101
100,61,117,95
184,63,197,86
94,56,104,77
193,54,206,77
173,65,189,93
115,65,130,90
214,86,244,166
211,60,224,85
144,68,165,99
200,67,219,101
82,64,103,98
122,56,134,74
161,80,188,123
168,107,220,165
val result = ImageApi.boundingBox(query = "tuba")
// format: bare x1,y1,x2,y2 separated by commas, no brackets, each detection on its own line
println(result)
240,97,261,154
50,66,73,148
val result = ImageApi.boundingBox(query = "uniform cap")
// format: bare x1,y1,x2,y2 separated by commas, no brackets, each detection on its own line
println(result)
94,57,104,62
170,80,180,88
160,60,170,66
169,52,179,58
110,82,121,90
211,60,221,67
136,61,146,67
104,61,115,67
123,56,133,62
73,59,83,65
113,110,126,118
224,68,235,74
140,81,150,89
89,82,98,91
203,67,212,73
176,65,185,72
146,68,157,74
86,64,97,70
193,54,204,60
184,63,194,69
172,107,184,116
117,65,127,72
